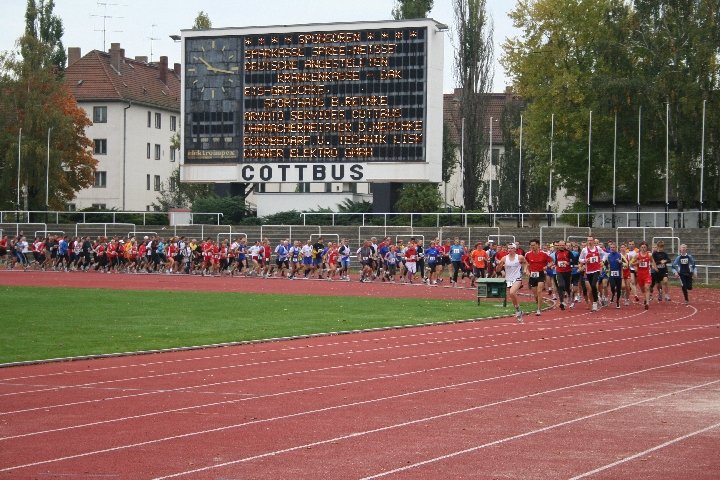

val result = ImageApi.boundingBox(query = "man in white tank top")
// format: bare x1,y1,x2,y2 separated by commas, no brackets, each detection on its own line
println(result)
495,243,527,323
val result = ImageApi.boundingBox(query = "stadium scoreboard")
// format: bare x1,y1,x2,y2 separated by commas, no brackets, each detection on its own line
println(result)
181,19,445,183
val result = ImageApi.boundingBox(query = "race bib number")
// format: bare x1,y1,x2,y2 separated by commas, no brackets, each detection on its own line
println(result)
680,258,689,264
610,271,620,277
588,256,599,263
558,261,568,268
657,263,666,269
639,261,648,268
530,271,540,278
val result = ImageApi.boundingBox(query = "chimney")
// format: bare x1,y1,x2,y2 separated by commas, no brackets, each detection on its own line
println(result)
173,63,181,76
68,47,81,66
109,43,122,72
135,56,148,63
159,55,168,84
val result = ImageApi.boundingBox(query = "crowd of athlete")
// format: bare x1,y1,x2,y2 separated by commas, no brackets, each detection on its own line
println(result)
1,234,698,312
495,236,698,323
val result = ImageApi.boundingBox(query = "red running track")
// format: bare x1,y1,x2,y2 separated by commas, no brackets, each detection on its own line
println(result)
0,271,719,479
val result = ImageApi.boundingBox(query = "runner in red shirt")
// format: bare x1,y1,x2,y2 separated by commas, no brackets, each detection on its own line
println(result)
632,241,656,310
524,239,553,316
580,236,604,312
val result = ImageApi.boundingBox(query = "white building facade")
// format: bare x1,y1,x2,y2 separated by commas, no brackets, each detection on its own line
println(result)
65,43,181,211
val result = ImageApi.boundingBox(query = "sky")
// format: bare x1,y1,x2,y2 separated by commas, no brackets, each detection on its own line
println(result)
0,0,519,93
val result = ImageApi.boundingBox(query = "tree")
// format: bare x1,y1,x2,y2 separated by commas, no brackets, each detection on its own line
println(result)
442,122,457,184
153,167,214,211
192,11,212,30
0,2,95,212
502,0,720,212
453,0,494,210
394,184,443,212
392,0,434,20
23,0,66,74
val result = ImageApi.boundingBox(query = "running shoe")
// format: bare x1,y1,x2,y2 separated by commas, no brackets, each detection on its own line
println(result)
535,310,541,316
644,302,649,310
559,303,565,311
658,293,663,302
569,302,575,309
516,310,524,323
665,294,671,302
591,302,598,312
616,304,621,309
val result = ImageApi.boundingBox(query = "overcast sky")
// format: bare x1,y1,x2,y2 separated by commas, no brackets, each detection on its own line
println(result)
1,0,518,92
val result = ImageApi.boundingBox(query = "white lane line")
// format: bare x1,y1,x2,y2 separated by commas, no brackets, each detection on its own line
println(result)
0,312,707,417
0,307,593,379
568,421,720,479
0,307,688,398
359,381,720,480
0,307,597,383
2,351,718,473
3,337,717,442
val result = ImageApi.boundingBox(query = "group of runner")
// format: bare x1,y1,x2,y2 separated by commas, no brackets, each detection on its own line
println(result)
496,236,698,323
1,234,698,319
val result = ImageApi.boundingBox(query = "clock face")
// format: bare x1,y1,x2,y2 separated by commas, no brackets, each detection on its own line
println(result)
186,37,240,100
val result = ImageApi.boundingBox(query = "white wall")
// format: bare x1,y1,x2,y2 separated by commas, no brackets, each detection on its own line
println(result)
72,102,179,211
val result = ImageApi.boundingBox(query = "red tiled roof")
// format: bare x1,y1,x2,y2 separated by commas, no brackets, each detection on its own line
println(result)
65,50,180,111
443,89,519,146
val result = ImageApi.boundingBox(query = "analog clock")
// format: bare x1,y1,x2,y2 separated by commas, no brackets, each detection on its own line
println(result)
186,38,239,100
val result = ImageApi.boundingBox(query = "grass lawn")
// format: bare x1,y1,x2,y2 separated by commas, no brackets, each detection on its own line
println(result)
0,286,521,364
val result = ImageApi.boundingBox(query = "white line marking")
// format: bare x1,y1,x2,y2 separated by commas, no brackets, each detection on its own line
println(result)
0,311,707,417
0,308,687,399
2,351,718,473
359,381,720,480
163,380,720,479
569,421,720,479
2,337,717,442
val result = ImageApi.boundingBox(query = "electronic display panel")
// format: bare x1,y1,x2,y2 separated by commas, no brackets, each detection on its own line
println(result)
181,20,444,183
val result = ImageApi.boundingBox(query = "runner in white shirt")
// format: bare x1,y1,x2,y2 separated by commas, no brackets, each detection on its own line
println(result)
495,243,528,323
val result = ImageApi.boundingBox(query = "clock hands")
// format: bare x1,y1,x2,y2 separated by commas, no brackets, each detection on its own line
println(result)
194,57,235,75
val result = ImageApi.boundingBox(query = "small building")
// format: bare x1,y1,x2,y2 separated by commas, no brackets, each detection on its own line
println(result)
64,43,180,211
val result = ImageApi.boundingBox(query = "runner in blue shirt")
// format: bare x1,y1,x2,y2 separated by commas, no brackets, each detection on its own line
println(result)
449,237,465,286
424,241,441,285
604,242,625,309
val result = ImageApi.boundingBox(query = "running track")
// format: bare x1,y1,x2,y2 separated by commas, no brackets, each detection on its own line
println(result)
0,271,718,479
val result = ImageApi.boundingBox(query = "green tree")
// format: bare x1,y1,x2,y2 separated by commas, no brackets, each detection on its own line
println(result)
192,11,212,30
442,122,457,184
453,0,494,210
502,0,720,212
153,167,214,211
0,2,95,212
392,0,434,20
394,184,443,212
23,0,65,74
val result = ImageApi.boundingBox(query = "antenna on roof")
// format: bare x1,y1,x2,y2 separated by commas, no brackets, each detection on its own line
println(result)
91,1,125,51
148,24,161,63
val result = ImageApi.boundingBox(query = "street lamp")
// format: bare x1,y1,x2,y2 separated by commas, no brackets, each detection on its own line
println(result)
46,127,53,213
517,114,523,227
17,127,22,210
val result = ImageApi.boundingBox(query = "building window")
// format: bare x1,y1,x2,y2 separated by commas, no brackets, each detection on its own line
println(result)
491,148,500,166
147,111,151,127
169,176,177,192
325,182,333,193
296,182,310,193
155,112,162,129
254,183,266,193
170,115,177,131
146,143,151,159
154,144,161,160
91,203,107,210
146,174,151,191
154,175,161,191
94,139,107,155
67,203,76,212
93,106,107,123
93,171,107,188
170,148,176,162
342,183,358,194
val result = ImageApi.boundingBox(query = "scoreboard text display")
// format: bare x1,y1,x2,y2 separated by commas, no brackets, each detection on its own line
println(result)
180,19,444,184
